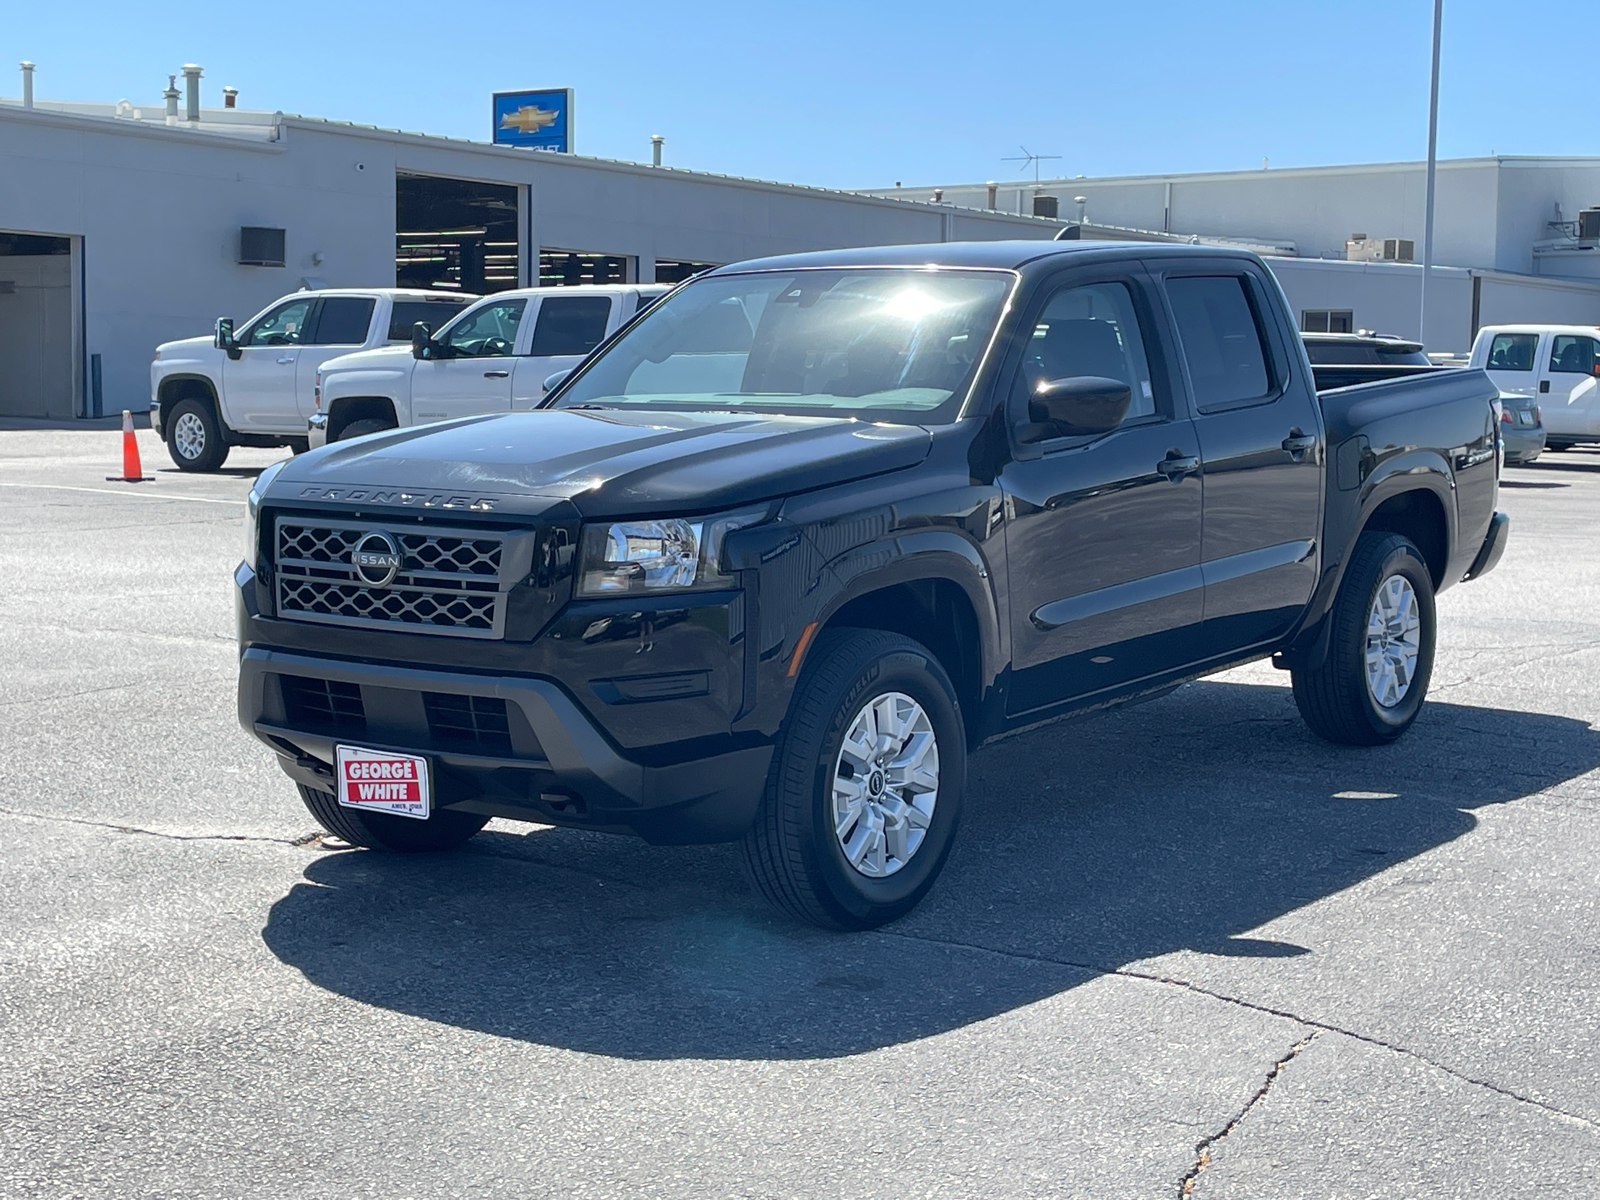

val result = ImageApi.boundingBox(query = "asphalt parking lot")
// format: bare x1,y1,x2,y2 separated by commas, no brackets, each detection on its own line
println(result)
3,423,1599,1198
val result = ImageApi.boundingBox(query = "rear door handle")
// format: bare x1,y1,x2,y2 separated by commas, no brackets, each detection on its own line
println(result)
1156,453,1199,480
1282,432,1317,459
483,370,510,378
1539,380,1551,393
276,356,296,364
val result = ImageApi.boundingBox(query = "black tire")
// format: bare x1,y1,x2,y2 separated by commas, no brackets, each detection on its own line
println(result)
335,417,394,442
297,784,487,852
1546,441,1572,453
164,397,230,472
289,437,311,455
741,629,966,930
1292,532,1436,746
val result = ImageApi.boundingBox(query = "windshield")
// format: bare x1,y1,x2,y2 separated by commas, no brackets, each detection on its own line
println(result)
550,268,1013,422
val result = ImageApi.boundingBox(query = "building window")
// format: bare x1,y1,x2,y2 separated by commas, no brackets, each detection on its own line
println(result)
655,258,719,284
1302,310,1353,334
540,249,631,286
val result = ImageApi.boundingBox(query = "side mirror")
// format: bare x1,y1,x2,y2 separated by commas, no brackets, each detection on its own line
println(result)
1017,376,1131,443
543,368,573,394
411,322,433,360
214,317,241,360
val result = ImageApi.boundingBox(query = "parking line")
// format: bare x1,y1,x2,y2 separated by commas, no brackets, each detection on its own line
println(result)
0,483,245,506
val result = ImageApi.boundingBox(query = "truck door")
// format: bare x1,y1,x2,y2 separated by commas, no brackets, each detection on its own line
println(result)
409,296,525,424
999,269,1204,715
1541,333,1600,439
1481,330,1541,401
295,296,376,420
1156,265,1323,655
511,294,614,409
223,296,315,432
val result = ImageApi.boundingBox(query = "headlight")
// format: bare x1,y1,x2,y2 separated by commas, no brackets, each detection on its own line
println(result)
576,509,766,596
245,459,288,569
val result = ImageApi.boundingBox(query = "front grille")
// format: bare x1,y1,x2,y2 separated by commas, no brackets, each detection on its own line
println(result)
423,693,513,755
275,518,524,639
280,675,367,735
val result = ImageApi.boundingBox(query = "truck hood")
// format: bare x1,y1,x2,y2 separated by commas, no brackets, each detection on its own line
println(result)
318,344,414,375
155,334,214,357
269,409,932,518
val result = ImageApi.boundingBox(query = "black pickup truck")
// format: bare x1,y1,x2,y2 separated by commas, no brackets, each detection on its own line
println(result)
237,241,1509,929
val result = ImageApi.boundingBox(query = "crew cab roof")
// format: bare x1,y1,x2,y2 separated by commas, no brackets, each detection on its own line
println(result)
714,240,1265,275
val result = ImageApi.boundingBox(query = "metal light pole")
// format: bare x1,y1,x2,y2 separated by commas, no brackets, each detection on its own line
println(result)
1419,0,1443,345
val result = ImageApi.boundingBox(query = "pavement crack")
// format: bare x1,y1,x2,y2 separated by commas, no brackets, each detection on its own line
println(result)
1179,1031,1317,1196
0,806,319,847
879,929,1600,1131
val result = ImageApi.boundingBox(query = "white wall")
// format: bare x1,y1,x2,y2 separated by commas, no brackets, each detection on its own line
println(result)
1265,258,1474,352
1477,273,1600,330
0,107,1058,415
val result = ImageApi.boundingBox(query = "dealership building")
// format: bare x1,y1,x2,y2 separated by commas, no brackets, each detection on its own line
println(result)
3,67,1599,420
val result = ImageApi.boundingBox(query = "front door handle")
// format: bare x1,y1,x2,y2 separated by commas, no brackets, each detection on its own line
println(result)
1539,380,1551,393
1282,430,1317,460
483,369,510,379
1156,453,1200,480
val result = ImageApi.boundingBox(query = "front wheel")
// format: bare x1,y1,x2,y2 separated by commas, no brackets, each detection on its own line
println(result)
297,784,487,852
165,398,230,472
335,417,395,442
741,629,966,930
1292,532,1436,745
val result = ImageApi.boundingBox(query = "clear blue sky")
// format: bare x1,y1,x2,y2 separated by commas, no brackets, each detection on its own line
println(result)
4,1,1586,189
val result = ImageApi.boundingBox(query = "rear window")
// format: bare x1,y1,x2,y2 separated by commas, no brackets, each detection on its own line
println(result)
1166,276,1273,409
1549,335,1598,375
530,296,612,357
388,299,472,341
1486,333,1538,371
308,297,375,346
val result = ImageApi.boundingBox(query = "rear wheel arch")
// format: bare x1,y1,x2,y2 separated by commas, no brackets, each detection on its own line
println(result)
1360,486,1449,588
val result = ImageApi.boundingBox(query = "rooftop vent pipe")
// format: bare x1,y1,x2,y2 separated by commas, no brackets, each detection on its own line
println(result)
1075,195,1088,223
650,134,663,167
19,61,34,109
182,64,202,122
223,86,237,109
986,181,997,210
163,75,180,124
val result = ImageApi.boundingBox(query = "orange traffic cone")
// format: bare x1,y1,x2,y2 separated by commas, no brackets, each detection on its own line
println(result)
107,409,150,482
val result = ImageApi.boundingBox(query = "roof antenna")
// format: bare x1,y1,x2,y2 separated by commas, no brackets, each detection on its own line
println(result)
1001,145,1061,185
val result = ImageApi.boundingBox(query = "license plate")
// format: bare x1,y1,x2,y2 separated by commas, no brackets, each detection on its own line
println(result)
336,746,431,820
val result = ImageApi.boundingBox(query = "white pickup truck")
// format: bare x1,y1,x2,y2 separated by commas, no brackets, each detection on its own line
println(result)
1470,324,1600,450
150,289,476,471
308,284,669,447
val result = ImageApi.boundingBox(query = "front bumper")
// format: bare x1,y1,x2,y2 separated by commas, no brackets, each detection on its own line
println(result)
307,413,329,449
1463,510,1510,582
239,647,772,843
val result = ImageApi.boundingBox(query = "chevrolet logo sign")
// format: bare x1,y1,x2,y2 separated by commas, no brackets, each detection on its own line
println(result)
500,105,559,135
297,487,496,512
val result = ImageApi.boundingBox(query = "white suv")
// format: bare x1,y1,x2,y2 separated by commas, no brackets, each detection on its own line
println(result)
310,284,669,447
151,289,476,470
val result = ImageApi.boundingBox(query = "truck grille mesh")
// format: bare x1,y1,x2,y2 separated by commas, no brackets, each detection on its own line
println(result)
274,518,518,639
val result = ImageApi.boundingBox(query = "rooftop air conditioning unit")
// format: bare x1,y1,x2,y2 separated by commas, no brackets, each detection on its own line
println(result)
1579,208,1600,242
1346,236,1414,263
1032,194,1059,219
239,226,286,267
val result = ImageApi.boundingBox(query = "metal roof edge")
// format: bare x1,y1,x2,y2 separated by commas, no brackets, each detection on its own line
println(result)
0,101,285,153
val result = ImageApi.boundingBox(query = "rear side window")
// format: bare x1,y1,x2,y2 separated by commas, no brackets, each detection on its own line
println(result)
1166,276,1273,409
530,296,612,357
308,297,375,346
1486,333,1538,371
1549,335,1599,374
388,299,472,341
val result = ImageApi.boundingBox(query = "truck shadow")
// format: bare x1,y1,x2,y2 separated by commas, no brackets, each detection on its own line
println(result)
261,680,1600,1061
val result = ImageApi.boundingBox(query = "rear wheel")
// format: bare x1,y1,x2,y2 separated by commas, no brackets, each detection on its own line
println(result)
1292,532,1436,745
165,398,230,472
741,629,965,930
297,784,487,852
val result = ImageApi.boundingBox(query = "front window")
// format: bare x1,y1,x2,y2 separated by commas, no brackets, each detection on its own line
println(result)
436,298,527,358
550,268,1013,422
241,299,313,348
